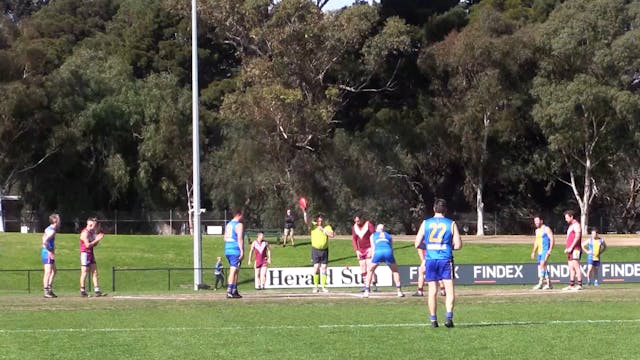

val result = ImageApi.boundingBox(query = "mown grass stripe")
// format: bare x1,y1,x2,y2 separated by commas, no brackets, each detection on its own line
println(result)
2,318,639,333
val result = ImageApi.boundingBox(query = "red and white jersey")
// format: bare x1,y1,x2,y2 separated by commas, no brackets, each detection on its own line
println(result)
352,221,374,251
252,240,269,267
80,228,95,253
566,220,581,251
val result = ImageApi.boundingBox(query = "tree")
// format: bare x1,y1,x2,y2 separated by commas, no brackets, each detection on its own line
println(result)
423,5,537,235
0,81,56,231
532,0,640,232
194,0,413,222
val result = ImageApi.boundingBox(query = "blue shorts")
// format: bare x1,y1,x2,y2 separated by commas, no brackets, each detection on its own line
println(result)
371,248,396,265
588,259,600,266
41,248,54,265
226,254,241,268
537,254,548,264
425,259,454,282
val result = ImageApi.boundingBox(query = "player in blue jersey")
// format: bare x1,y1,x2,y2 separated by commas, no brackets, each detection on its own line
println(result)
224,209,244,298
530,215,555,290
582,227,606,286
415,199,462,328
41,213,60,298
362,224,404,298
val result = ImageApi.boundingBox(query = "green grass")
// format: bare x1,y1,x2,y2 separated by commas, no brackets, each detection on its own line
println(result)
2,233,640,359
2,233,640,293
1,289,639,359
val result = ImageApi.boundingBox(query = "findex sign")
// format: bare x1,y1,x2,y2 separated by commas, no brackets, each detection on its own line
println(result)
400,262,640,285
260,262,640,289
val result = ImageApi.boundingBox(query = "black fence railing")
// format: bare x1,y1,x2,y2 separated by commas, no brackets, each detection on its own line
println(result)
111,267,225,292
0,267,238,294
0,268,99,293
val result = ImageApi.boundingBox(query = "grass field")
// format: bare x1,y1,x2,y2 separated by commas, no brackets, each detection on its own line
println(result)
1,233,640,359
1,288,639,359
2,232,640,293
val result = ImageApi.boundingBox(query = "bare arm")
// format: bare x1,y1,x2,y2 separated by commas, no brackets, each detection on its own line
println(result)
370,234,376,255
452,221,462,250
236,223,244,260
81,230,104,249
531,240,539,260
247,242,254,265
324,226,335,238
42,229,55,253
352,227,358,251
93,232,104,247
546,228,554,260
581,239,590,253
80,230,91,248
547,228,554,252
414,221,425,248
266,244,272,264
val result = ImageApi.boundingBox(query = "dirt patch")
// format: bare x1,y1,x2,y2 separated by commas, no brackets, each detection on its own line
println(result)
112,286,635,302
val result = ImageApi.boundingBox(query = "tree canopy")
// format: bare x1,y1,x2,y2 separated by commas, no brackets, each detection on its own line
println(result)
1,0,639,234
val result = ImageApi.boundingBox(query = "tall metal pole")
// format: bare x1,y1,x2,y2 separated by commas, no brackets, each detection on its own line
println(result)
191,0,203,290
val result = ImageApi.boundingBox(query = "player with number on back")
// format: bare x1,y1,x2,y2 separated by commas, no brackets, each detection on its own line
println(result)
224,209,244,298
362,224,404,298
415,199,462,328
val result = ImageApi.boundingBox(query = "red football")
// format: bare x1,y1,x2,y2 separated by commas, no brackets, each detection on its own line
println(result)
298,197,308,210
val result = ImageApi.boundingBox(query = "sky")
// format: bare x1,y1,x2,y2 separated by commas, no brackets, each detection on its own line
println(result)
323,0,373,11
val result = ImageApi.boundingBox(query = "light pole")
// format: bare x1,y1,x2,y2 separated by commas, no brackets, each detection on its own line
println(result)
191,0,203,290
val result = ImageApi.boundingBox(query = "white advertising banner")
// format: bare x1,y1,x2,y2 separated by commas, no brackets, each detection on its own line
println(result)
259,266,394,289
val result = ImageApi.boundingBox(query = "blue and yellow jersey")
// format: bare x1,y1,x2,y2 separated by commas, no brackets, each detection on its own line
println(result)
224,219,243,255
586,237,605,261
42,225,56,251
423,216,454,261
535,225,551,255
371,231,392,251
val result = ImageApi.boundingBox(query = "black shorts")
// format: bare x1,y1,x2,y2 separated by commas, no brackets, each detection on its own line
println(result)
311,248,329,265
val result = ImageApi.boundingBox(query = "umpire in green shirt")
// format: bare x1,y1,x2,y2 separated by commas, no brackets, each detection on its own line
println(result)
304,211,334,293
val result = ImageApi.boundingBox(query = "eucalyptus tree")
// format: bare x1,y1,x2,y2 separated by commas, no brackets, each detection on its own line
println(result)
0,0,119,225
189,0,412,224
422,5,537,235
532,0,640,232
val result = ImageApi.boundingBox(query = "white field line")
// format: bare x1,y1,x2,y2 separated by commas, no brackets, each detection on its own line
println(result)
109,289,590,301
2,319,640,334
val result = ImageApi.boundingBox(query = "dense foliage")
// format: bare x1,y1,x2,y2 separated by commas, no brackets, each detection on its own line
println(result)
1,0,639,234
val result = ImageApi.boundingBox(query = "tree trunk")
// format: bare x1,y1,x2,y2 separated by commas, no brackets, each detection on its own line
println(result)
0,195,4,232
581,158,592,234
475,112,490,236
186,182,193,236
476,184,484,236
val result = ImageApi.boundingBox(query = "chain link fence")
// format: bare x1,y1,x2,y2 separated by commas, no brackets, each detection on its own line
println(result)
1,205,636,235
10,209,231,235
